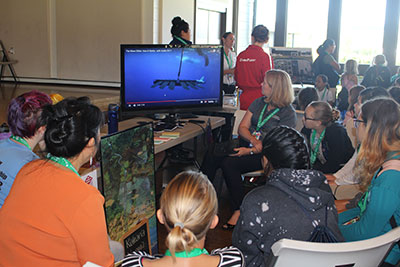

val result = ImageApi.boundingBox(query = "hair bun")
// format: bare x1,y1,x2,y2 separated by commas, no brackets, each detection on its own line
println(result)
172,16,182,26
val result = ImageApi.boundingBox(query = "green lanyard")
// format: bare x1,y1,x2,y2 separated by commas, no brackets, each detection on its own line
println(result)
223,49,232,69
165,248,209,258
46,153,80,177
310,129,326,167
321,87,328,101
173,35,188,45
256,104,280,132
10,135,31,150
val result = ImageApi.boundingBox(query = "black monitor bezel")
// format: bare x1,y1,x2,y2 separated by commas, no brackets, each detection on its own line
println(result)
120,44,224,117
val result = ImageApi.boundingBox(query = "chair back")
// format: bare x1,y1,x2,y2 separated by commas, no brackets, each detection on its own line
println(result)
266,227,400,267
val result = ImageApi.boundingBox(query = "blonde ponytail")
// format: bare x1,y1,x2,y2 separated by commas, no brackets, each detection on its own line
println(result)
160,171,218,260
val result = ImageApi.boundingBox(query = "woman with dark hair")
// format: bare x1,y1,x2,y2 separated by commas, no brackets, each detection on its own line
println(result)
221,32,237,94
297,87,319,111
313,39,340,90
0,97,114,266
235,25,274,110
232,126,343,267
0,90,52,208
169,16,192,45
339,98,400,266
301,101,354,173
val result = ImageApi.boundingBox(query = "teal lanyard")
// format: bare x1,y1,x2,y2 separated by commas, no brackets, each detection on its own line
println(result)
321,87,327,101
165,248,209,258
46,153,80,177
310,129,326,167
173,35,188,45
223,49,232,69
256,104,280,132
357,167,381,216
10,135,31,150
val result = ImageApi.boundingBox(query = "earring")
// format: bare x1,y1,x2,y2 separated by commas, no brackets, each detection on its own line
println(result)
89,157,93,166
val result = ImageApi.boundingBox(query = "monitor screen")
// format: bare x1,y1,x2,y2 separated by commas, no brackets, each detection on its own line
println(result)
100,123,157,254
120,44,223,116
270,47,314,85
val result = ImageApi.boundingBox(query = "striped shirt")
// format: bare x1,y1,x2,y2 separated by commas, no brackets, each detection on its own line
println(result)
122,246,244,267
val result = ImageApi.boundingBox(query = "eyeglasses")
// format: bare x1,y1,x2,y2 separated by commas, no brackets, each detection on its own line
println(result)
303,114,319,121
353,119,365,128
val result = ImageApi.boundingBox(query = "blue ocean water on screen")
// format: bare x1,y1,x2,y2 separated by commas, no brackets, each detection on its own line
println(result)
124,47,221,106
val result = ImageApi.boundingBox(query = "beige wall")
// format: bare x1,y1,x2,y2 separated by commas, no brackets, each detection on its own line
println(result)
0,0,230,84
0,0,51,78
55,0,144,81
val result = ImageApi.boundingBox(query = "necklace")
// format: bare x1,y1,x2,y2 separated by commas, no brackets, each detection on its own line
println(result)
165,248,209,258
173,35,188,45
46,154,80,177
10,135,31,150
310,129,326,167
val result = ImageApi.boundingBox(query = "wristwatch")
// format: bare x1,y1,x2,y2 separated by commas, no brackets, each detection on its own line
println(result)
249,148,254,155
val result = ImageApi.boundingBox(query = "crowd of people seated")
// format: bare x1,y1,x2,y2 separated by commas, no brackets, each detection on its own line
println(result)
0,19,399,267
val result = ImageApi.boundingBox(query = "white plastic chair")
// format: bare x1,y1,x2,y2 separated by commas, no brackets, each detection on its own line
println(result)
266,227,400,267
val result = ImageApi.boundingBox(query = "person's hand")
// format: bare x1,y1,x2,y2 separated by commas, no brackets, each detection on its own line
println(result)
230,147,252,157
325,174,336,181
38,140,46,152
250,138,262,153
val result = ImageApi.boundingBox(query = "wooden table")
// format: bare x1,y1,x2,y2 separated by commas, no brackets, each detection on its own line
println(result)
101,115,226,154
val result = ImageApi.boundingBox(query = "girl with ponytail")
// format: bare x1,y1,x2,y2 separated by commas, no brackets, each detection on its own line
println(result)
122,171,244,267
301,101,354,173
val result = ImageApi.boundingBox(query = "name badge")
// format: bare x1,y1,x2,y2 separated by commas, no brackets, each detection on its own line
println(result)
252,131,262,140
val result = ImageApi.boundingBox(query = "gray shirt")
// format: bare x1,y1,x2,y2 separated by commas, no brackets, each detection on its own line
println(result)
248,97,297,140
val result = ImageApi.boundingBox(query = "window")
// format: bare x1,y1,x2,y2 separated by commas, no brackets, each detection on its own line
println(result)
195,9,222,44
255,0,276,50
236,0,255,53
286,0,329,61
339,0,386,64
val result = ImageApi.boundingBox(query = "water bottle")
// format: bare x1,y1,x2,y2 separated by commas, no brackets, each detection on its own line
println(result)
108,104,119,134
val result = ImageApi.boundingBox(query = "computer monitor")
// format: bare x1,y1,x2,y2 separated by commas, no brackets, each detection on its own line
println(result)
120,44,223,119
99,123,157,255
270,47,314,85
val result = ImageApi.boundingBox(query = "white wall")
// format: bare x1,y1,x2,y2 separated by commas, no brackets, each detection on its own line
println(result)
159,0,195,44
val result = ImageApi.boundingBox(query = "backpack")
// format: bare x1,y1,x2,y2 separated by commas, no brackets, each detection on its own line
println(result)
271,184,339,243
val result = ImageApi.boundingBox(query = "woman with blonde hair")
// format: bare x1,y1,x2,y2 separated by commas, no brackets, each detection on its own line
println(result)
219,69,296,229
122,171,244,267
339,98,400,266
338,59,359,115
301,101,354,173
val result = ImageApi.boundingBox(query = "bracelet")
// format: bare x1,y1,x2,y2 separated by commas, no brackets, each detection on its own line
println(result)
249,148,254,155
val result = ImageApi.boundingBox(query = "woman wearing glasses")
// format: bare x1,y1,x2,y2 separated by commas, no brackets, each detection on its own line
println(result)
301,101,354,173
339,98,400,267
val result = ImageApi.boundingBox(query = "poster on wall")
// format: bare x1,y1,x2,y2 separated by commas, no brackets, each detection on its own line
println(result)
270,47,314,85
100,123,158,255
